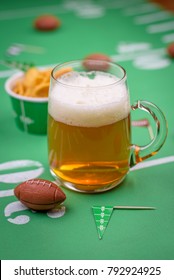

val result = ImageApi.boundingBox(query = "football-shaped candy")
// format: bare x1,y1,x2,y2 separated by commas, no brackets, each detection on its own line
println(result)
167,42,174,58
14,179,66,211
34,15,61,31
83,53,111,71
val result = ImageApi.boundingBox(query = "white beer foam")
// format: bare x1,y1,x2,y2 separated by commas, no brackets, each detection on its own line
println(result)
49,71,130,127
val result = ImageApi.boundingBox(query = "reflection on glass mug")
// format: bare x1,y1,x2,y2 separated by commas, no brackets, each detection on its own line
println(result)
48,60,167,193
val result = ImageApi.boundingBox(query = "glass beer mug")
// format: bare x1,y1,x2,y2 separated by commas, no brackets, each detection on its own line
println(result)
48,60,167,193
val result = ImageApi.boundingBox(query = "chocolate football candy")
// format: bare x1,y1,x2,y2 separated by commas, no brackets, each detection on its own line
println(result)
14,179,66,211
167,42,174,58
83,53,111,71
34,15,61,31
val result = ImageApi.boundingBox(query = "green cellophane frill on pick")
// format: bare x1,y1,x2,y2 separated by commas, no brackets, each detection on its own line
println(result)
92,206,114,239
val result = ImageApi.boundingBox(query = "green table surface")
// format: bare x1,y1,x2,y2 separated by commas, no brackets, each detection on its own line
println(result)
0,0,174,260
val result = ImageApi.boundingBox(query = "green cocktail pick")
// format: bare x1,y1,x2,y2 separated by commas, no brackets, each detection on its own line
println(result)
92,205,156,239
92,206,114,240
113,206,156,210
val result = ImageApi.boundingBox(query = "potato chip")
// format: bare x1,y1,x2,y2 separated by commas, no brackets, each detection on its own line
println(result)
12,67,52,98
12,66,73,98
34,83,50,97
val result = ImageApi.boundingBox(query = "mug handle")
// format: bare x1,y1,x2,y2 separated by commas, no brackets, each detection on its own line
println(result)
130,100,168,167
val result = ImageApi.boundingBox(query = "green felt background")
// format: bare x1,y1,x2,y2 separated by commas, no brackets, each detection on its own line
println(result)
0,0,174,260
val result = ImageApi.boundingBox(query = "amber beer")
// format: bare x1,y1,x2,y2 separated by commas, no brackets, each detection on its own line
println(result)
48,66,131,192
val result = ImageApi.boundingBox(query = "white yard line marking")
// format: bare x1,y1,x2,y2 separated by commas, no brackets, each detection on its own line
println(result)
147,21,174,34
0,160,42,170
123,3,159,16
130,155,174,171
0,168,44,183
135,11,173,25
111,48,165,62
0,5,66,20
20,100,28,132
0,189,14,198
102,0,145,9
162,33,174,43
